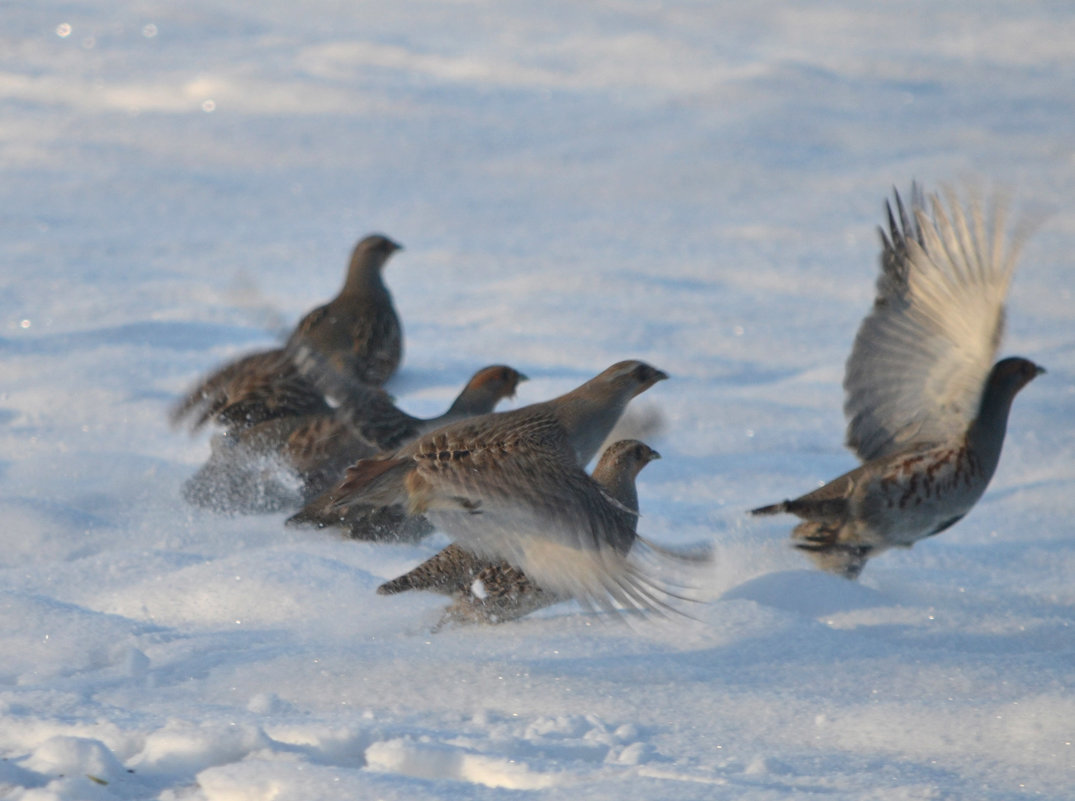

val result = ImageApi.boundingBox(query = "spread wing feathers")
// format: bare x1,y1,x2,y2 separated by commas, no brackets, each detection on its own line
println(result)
424,478,669,613
844,186,1021,461
372,429,670,613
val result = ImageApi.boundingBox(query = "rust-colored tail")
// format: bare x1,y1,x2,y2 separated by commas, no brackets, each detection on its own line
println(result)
333,457,412,507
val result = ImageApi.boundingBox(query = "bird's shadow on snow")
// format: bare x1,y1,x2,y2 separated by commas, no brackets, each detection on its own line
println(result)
721,569,887,617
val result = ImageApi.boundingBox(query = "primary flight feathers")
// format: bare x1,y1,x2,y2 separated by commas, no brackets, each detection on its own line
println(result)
378,439,662,625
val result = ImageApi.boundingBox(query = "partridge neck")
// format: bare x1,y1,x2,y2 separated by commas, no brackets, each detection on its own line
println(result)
597,469,640,516
554,394,630,466
342,259,386,296
966,373,1019,477
446,387,494,417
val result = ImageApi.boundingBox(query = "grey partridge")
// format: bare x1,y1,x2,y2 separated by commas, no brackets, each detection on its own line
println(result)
286,233,403,388
752,186,1044,578
378,439,661,625
171,234,402,432
300,361,674,610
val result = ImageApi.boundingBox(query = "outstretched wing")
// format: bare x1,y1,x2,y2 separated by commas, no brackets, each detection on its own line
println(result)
404,424,670,614
844,186,1023,461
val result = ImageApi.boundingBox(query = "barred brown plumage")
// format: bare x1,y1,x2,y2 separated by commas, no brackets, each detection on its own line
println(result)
171,233,402,434
377,439,661,626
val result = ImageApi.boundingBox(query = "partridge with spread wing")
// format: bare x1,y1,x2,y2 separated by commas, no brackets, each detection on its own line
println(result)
752,186,1043,578
378,439,661,625
301,361,674,610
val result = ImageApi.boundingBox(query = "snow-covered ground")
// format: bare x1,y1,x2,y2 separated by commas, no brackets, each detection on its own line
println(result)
2,2,1073,798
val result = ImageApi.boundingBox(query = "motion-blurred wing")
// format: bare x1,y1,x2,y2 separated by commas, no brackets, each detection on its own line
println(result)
171,348,329,432
844,187,1022,461
407,429,667,614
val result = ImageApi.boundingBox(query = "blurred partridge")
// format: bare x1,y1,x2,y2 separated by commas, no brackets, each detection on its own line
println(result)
378,439,661,625
184,365,526,515
752,186,1044,578
300,361,675,610
285,233,403,388
171,234,402,432
171,348,330,433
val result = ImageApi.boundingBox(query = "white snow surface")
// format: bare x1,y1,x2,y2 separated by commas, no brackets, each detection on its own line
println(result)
2,2,1074,799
